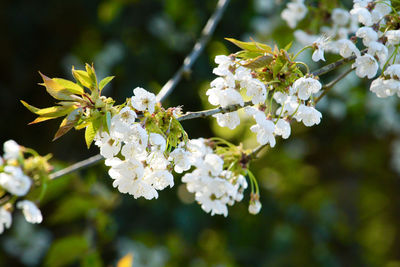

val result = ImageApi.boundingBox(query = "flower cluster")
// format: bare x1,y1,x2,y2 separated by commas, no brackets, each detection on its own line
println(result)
0,140,44,234
287,1,400,98
181,138,248,217
95,87,191,199
207,54,322,148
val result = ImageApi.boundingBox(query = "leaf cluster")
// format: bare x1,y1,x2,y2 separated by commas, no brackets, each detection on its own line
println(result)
21,64,115,148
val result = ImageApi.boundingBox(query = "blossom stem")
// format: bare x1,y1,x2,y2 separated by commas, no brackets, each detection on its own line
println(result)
155,0,231,103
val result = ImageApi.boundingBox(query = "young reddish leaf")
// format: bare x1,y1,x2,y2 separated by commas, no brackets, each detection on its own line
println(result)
53,110,80,141
99,76,115,91
242,55,274,69
29,116,56,125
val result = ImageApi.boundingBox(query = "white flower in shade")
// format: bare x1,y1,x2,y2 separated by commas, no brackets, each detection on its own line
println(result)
337,39,361,58
169,148,192,173
370,78,400,98
243,78,267,104
0,207,12,234
312,36,330,62
212,112,240,130
294,105,322,127
210,77,227,90
386,30,400,46
202,154,224,176
273,93,300,116
293,77,322,100
374,0,392,17
384,64,400,79
353,54,379,79
281,0,307,28
131,87,156,114
332,8,350,26
294,30,319,46
17,200,43,224
248,200,262,215
149,133,166,152
213,55,234,77
367,41,388,65
206,88,223,106
250,113,276,147
3,140,20,160
219,88,244,108
350,7,373,26
95,131,121,159
356,27,378,46
0,166,31,196
274,119,291,139
144,170,174,190
235,66,252,82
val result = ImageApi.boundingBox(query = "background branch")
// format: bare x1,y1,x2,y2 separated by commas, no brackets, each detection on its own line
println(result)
155,0,230,103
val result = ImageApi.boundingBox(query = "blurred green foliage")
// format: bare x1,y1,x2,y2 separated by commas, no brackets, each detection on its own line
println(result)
1,0,400,266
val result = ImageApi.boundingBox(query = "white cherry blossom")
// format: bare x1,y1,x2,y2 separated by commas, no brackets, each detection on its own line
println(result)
131,87,157,114
16,200,43,224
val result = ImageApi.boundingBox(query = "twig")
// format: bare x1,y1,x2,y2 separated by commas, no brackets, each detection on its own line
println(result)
156,0,230,102
49,154,104,180
314,67,355,104
178,101,253,121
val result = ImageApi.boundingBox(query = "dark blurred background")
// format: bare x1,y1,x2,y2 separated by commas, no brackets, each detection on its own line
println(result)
1,0,400,266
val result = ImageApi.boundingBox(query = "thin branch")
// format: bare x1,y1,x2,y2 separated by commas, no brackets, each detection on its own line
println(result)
314,67,355,104
49,154,104,180
156,0,231,103
311,55,356,76
178,101,253,121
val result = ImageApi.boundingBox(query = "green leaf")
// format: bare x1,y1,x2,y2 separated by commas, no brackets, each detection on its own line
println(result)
99,76,115,91
21,100,40,113
225,38,272,53
284,41,293,51
44,235,89,267
235,50,263,59
35,105,75,117
84,119,101,148
39,72,75,101
72,67,93,89
242,55,274,69
85,63,98,88
52,78,84,95
53,109,80,141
